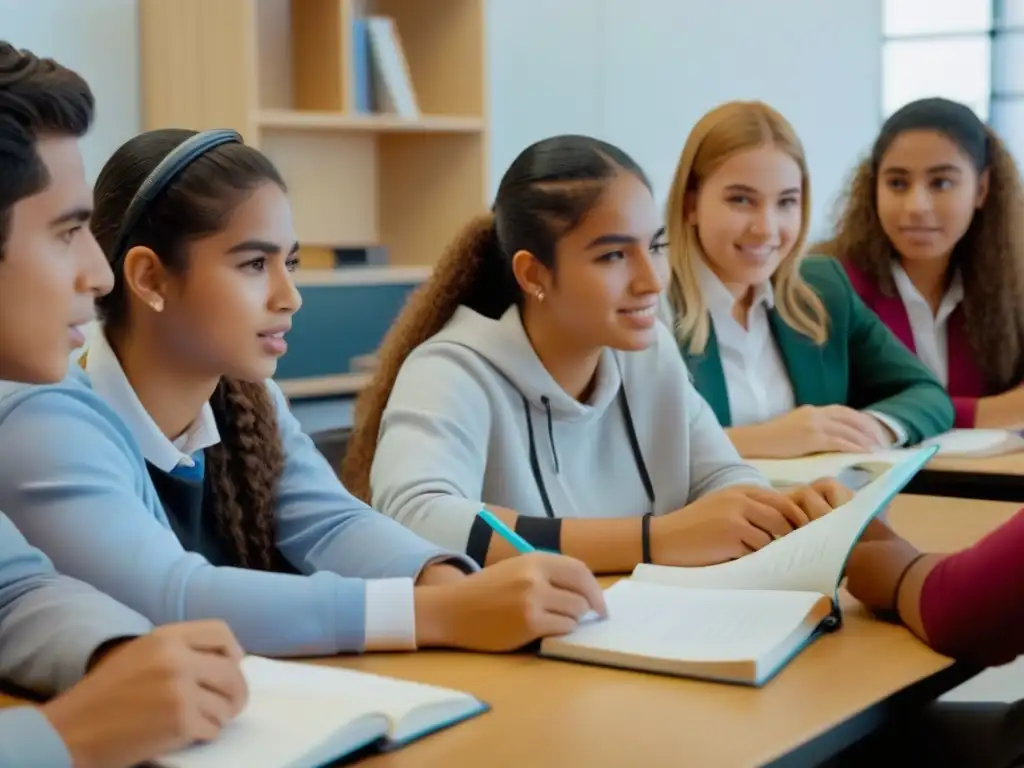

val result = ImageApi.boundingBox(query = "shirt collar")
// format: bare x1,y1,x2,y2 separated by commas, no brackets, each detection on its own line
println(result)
696,257,775,317
84,330,221,472
891,262,964,321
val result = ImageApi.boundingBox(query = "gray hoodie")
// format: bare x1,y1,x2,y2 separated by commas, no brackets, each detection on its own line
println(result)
371,305,768,554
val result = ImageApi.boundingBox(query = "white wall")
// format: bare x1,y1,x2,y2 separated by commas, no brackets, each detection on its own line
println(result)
1,0,141,183
487,0,883,237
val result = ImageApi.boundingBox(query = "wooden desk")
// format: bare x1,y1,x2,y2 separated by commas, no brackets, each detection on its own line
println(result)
1,495,1015,766
907,453,1024,502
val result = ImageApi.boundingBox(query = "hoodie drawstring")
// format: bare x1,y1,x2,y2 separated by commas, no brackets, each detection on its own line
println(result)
522,387,654,519
540,396,560,474
523,395,556,517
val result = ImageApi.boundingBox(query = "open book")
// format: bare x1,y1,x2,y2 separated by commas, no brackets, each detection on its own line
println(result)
539,447,937,687
157,656,487,768
751,428,1024,490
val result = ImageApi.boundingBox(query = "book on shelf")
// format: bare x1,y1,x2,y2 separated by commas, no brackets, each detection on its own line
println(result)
538,447,937,687
157,656,487,768
366,16,419,118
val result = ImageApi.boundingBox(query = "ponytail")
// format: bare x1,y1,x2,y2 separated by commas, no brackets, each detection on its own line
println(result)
342,213,509,500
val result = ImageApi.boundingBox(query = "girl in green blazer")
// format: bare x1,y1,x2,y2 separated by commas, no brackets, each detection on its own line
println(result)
663,101,954,459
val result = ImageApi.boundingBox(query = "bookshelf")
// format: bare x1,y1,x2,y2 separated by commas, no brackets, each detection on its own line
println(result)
138,0,489,268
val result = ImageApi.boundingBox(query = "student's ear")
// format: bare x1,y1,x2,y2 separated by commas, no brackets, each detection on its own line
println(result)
976,168,991,209
121,246,171,313
511,249,554,304
684,191,699,225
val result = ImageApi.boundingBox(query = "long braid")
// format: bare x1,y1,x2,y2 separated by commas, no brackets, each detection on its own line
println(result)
206,378,285,570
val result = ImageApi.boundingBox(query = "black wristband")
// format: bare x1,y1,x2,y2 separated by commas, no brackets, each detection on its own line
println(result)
890,553,927,615
641,513,653,564
515,516,562,553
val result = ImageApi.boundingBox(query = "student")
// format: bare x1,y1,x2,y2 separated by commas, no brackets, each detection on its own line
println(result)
343,135,852,574
836,519,1024,766
816,97,1024,429
663,101,954,459
0,127,607,659
0,40,246,766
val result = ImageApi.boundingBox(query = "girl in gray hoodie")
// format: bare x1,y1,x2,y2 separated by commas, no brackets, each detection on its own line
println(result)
346,136,848,572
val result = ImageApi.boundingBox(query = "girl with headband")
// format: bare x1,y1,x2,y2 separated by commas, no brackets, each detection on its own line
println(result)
816,97,1024,428
0,128,607,658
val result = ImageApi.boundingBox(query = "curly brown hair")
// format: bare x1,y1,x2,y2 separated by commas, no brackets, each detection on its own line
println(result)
342,135,652,501
814,104,1024,394
90,129,287,570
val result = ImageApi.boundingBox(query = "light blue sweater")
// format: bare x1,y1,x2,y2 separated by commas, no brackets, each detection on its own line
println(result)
0,511,153,766
0,368,473,658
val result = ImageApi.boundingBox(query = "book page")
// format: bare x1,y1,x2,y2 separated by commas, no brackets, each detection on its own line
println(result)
749,449,910,488
157,657,480,768
632,447,936,598
921,428,1024,458
545,580,824,662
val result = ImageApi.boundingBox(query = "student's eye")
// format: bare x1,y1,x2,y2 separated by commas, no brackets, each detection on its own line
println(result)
779,197,800,209
886,178,908,192
932,177,955,191
596,250,626,263
59,226,83,244
240,257,267,272
650,239,669,256
727,195,753,206
285,256,301,272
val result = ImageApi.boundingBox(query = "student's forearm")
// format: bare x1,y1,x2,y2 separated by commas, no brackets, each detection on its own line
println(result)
478,507,643,574
973,391,1024,429
724,425,768,458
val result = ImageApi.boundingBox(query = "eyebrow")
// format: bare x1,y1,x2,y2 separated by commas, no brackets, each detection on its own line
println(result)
723,184,801,196
226,239,300,256
585,227,667,249
883,164,963,175
48,207,92,228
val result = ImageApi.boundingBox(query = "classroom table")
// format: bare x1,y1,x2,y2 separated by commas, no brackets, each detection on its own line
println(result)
0,495,1018,767
908,452,1024,502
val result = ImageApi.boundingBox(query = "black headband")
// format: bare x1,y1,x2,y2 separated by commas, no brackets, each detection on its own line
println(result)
872,97,988,170
109,129,243,264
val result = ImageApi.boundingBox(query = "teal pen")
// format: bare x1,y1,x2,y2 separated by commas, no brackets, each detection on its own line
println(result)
476,508,536,553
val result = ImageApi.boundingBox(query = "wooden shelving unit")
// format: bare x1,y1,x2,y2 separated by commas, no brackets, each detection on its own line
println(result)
138,0,489,267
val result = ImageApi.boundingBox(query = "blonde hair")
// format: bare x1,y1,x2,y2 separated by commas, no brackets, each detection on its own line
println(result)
665,100,827,355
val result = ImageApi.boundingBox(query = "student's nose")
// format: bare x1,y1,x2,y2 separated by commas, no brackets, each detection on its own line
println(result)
904,182,932,216
78,231,115,298
268,262,303,315
748,207,778,240
633,250,665,294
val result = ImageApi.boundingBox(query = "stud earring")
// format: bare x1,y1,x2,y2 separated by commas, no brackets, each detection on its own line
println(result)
535,289,545,302
150,299,164,312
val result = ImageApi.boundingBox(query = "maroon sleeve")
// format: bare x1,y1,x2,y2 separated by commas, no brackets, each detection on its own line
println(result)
950,395,979,428
919,508,1024,666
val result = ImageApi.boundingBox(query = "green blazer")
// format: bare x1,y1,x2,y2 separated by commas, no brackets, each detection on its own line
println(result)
681,256,954,445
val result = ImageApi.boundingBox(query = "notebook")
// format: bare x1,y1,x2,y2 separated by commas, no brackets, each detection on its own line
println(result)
538,446,937,687
157,656,488,768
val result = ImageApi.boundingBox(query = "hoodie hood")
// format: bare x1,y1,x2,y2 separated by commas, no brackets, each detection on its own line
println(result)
427,305,623,423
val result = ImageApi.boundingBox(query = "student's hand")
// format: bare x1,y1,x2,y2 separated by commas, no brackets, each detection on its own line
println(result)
785,477,854,519
734,405,890,458
414,552,607,652
649,485,810,566
42,621,248,768
844,536,922,613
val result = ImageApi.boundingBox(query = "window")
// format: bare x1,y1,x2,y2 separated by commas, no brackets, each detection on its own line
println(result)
992,0,1024,160
882,0,992,121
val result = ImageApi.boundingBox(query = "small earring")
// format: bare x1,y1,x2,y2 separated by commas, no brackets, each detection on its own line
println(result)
535,289,545,302
150,299,163,312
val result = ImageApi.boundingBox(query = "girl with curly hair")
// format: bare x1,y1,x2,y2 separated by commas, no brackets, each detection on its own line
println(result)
815,97,1024,428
